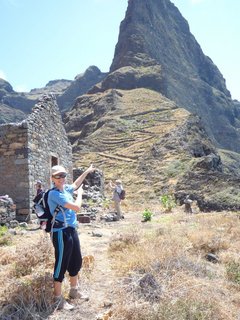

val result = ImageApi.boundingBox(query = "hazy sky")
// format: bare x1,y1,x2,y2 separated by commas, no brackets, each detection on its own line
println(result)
0,0,239,101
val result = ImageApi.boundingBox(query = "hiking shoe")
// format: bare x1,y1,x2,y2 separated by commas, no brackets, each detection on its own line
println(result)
69,288,89,301
54,296,74,310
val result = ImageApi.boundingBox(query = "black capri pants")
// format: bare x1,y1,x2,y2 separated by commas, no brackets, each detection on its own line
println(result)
52,227,82,282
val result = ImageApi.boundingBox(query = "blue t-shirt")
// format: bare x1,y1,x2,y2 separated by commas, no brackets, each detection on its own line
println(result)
48,185,77,231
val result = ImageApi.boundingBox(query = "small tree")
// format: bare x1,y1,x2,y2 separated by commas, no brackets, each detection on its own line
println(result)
160,194,176,212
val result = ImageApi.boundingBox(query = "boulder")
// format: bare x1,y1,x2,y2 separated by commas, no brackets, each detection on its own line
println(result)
0,195,16,225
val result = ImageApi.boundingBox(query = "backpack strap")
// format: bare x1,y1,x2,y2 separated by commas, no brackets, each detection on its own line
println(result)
50,206,68,242
48,187,68,236
50,206,68,236
59,206,67,227
50,206,60,229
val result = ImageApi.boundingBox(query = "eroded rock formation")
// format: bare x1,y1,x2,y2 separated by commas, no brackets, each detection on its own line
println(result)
95,0,240,152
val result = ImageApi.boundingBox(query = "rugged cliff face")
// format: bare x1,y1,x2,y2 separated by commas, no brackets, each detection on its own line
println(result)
63,0,240,210
97,0,240,152
57,66,107,111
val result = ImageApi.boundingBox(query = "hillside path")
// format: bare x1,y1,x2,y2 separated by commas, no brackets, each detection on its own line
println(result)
48,210,141,320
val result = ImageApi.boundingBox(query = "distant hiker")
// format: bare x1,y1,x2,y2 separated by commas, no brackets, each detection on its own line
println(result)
48,163,95,310
109,179,124,220
184,195,193,214
35,180,43,196
32,181,44,218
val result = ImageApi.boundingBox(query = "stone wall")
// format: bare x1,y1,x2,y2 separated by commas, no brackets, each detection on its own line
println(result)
0,95,72,221
0,122,29,220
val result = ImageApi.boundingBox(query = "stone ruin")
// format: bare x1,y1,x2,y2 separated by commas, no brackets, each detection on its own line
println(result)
0,94,72,222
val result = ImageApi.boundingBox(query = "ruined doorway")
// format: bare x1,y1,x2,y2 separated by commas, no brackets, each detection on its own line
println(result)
51,156,58,167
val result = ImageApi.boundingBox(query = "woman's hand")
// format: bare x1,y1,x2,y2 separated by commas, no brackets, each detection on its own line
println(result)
86,163,95,173
72,164,96,190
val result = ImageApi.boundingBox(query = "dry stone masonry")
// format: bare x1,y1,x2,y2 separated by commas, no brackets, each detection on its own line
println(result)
0,94,72,222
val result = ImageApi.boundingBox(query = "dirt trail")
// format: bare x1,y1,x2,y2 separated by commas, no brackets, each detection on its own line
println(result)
49,211,139,320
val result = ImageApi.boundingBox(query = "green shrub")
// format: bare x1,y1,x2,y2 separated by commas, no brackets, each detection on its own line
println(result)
142,209,153,222
160,194,176,212
0,225,8,237
102,198,111,209
86,198,95,207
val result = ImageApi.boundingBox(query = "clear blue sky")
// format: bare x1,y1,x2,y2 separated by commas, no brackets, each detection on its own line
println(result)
0,0,239,101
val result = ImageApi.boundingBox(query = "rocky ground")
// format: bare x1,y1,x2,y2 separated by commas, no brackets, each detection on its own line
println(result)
2,200,239,319
48,204,147,320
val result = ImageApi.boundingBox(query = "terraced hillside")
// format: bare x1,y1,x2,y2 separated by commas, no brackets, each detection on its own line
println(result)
64,88,211,205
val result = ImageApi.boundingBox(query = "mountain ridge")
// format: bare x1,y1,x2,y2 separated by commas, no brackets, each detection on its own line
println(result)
1,0,240,211
0,66,107,123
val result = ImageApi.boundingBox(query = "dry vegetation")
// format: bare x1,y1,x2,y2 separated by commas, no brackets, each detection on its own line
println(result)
0,232,55,319
108,211,240,320
0,208,240,319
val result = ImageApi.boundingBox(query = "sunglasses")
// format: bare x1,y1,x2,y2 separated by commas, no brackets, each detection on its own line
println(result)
52,173,67,179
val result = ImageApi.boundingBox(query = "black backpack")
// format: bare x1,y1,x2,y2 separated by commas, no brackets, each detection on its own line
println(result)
33,188,61,233
119,189,126,200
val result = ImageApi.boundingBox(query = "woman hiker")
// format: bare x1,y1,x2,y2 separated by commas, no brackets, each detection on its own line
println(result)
48,163,95,310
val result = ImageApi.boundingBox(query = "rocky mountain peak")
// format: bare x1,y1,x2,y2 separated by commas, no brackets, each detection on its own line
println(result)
2,1,240,211
100,0,239,151
111,0,228,94
62,0,240,210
